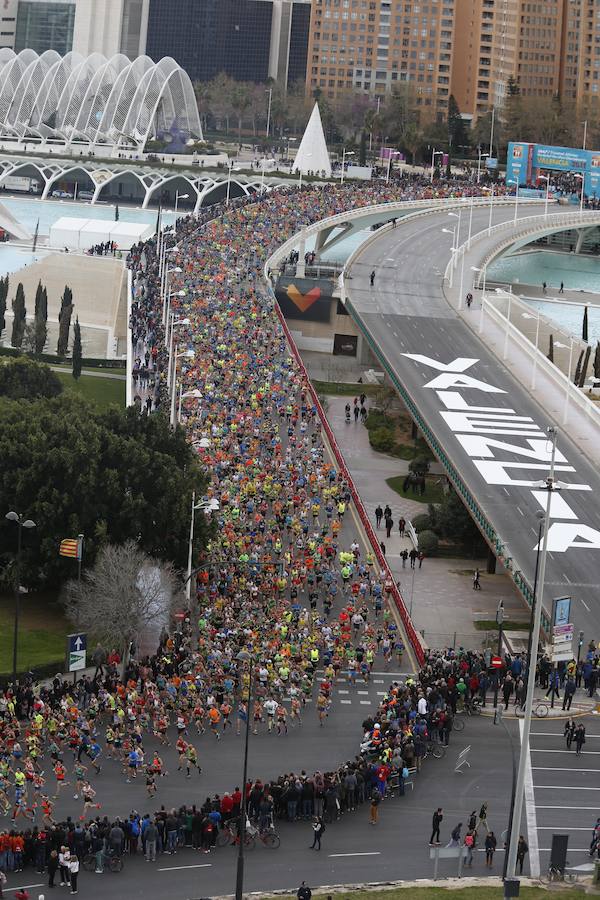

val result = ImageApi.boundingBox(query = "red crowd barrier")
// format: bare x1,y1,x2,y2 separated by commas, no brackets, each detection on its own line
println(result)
270,289,425,667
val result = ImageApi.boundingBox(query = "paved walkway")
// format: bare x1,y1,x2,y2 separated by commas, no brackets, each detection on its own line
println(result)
325,395,527,647
48,364,126,380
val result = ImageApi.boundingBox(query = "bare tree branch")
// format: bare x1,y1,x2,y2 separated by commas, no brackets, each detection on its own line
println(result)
63,540,183,658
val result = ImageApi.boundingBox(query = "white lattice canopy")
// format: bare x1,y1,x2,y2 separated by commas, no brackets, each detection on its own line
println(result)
0,50,202,148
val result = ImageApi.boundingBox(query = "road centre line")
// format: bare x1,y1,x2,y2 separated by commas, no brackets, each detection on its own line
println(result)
537,826,592,831
329,852,381,857
158,864,212,872
537,806,600,810
340,699,352,704
535,785,600,790
522,719,540,878
533,767,600,773
531,749,600,755
532,733,600,738
5,886,44,894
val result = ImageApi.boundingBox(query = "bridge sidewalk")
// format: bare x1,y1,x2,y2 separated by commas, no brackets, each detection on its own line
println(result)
324,394,526,649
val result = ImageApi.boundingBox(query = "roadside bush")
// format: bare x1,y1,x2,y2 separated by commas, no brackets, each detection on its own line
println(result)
411,513,432,532
365,408,394,432
409,454,431,475
369,426,395,453
417,530,439,556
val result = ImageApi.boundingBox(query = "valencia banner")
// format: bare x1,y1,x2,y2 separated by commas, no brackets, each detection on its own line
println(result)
59,537,82,560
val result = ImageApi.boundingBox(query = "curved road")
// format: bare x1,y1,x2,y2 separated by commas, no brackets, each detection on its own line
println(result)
346,204,600,645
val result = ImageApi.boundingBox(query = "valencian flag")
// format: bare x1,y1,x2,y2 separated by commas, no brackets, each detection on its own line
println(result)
59,537,82,560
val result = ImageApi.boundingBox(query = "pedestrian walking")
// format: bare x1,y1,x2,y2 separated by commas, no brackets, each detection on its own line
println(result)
545,669,561,702
370,788,381,825
589,817,600,857
542,281,547,294
370,270,375,286
310,816,325,850
385,515,394,538
473,569,481,590
562,676,576,710
375,505,383,528
0,870,5,899
398,517,406,536
502,673,514,710
466,292,473,308
297,881,312,900
564,717,576,749
69,855,79,894
575,723,586,755
464,830,475,867
446,822,462,847
429,808,443,844
559,281,564,294
485,831,497,868
516,835,528,874
47,850,59,888
379,541,386,556
478,802,489,833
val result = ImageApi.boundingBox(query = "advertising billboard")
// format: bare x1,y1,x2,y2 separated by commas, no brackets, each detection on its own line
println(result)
275,276,334,323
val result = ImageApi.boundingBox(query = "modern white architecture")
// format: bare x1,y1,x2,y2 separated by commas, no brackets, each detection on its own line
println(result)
293,103,331,178
0,50,202,150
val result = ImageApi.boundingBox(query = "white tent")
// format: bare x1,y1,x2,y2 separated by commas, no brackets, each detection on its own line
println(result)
293,102,332,178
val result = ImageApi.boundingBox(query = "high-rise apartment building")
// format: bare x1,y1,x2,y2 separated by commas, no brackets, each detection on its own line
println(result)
306,0,455,120
306,0,600,123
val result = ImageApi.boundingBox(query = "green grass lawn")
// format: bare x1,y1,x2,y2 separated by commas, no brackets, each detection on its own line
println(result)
386,474,446,504
313,380,381,397
0,592,70,675
264,888,590,900
54,371,125,408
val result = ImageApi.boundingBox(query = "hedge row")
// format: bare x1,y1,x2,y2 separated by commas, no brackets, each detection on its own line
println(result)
0,346,125,369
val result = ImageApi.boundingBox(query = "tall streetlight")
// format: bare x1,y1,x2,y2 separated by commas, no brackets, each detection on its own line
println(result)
507,178,520,226
522,311,541,389
166,317,190,388
538,174,550,219
174,191,189,215
178,387,202,425
185,492,218,602
169,347,194,427
573,173,585,216
265,87,272,138
5,511,36,681
505,427,559,888
441,228,457,288
448,210,462,267
235,648,255,900
161,263,182,325
477,149,490,184
165,299,187,351
226,159,234,205
340,149,354,185
430,149,443,183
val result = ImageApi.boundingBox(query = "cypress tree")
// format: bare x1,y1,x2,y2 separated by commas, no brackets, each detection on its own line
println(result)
0,275,7,338
548,333,554,363
583,305,589,343
72,316,82,380
57,285,74,356
34,281,47,355
10,282,26,349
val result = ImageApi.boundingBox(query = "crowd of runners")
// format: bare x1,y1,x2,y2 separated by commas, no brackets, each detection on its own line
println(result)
0,176,541,885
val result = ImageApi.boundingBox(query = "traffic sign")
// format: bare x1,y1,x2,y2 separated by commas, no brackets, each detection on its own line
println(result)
553,632,574,644
66,632,87,672
553,624,574,637
552,647,575,662
491,656,503,668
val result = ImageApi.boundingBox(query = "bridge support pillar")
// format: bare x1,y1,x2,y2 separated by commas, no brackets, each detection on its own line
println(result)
296,227,307,277
487,547,497,575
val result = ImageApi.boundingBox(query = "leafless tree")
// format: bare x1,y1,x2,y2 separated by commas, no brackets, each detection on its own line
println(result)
63,540,183,667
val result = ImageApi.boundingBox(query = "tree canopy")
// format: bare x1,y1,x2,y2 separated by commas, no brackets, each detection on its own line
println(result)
0,357,62,400
0,391,209,588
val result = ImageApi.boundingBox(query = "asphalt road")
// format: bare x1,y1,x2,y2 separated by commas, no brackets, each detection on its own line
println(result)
2,713,517,898
346,205,600,645
529,715,600,878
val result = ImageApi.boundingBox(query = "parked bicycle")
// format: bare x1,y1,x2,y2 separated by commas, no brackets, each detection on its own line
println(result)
515,699,549,718
541,860,579,884
425,740,446,759
82,848,124,873
216,819,280,849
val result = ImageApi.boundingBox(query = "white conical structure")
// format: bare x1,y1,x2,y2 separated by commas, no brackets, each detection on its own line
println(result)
293,102,332,178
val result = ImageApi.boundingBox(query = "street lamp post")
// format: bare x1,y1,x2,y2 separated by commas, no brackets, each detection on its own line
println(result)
5,511,36,681
340,149,354,185
505,426,558,887
448,211,462,268
162,262,182,325
185,492,218,602
430,149,443,183
265,87,272,138
235,649,254,900
477,149,490,184
537,174,550,219
574,173,585,216
487,183,495,235
169,347,194,427
175,192,189,215
507,179,520,226
492,600,505,708
226,159,234,205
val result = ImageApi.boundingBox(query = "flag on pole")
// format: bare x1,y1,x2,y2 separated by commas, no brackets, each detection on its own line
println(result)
59,537,82,560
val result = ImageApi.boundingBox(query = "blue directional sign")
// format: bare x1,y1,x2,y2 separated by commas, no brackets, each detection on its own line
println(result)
67,632,87,672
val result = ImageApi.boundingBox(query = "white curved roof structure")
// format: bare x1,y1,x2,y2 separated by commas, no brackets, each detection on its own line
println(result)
0,50,202,149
